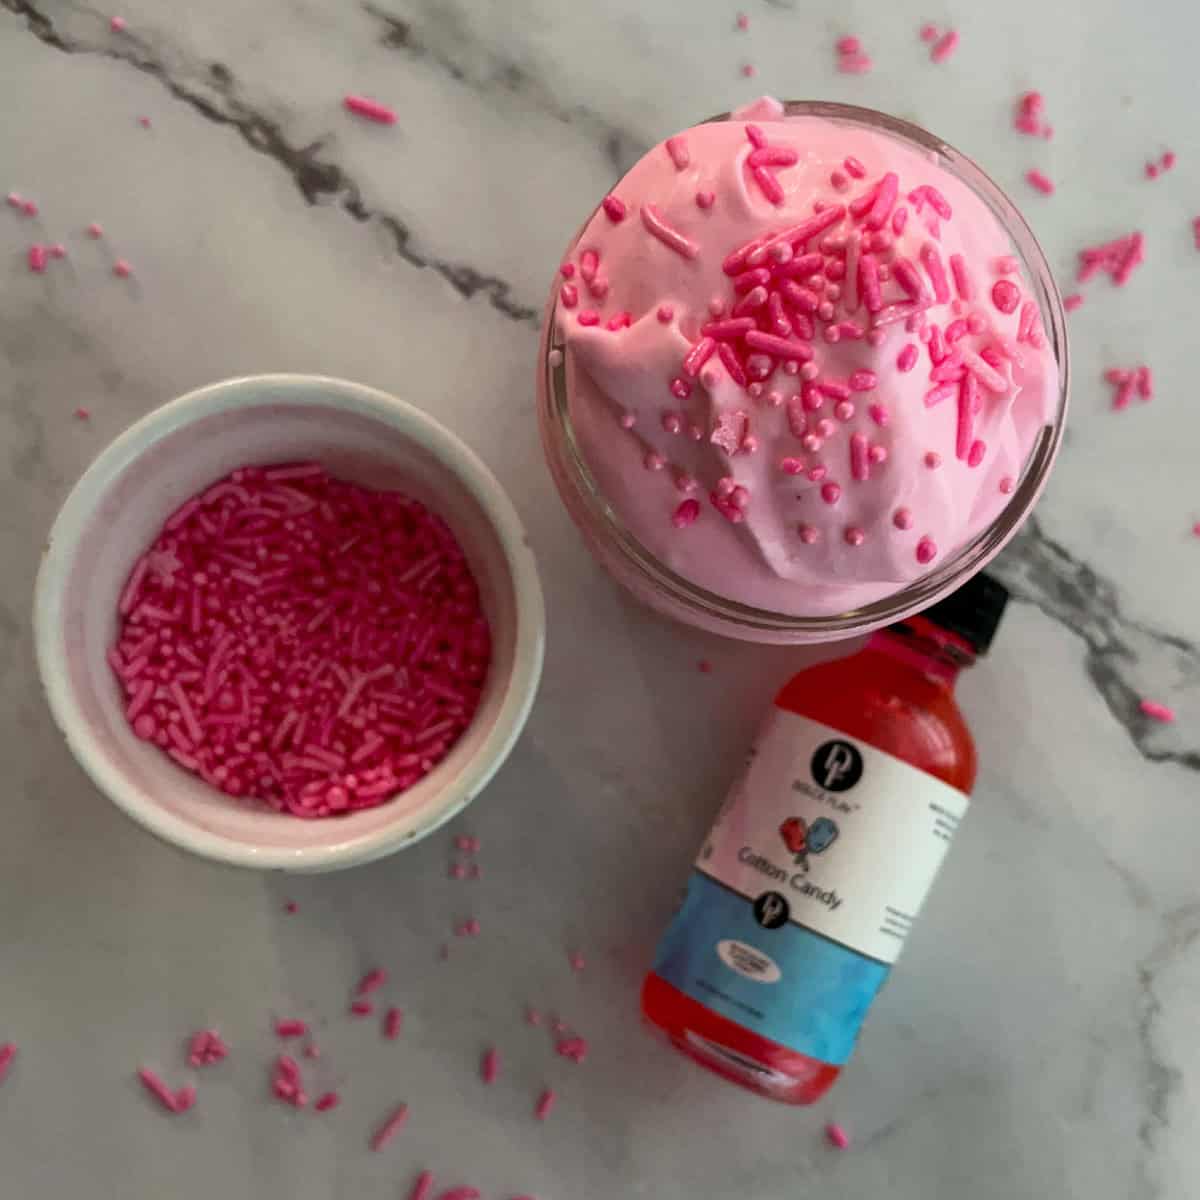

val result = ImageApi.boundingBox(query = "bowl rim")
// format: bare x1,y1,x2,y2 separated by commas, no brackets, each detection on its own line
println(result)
32,373,545,871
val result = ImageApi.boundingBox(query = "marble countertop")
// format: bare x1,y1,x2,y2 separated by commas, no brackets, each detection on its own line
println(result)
2,1,1197,1197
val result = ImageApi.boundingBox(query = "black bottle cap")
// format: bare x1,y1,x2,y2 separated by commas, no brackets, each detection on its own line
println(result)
914,571,1010,656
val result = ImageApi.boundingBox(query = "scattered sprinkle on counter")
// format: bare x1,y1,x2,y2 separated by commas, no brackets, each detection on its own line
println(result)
344,95,398,125
1140,699,1176,723
826,1122,851,1149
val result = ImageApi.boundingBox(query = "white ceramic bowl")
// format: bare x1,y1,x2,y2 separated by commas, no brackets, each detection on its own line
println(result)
34,375,545,872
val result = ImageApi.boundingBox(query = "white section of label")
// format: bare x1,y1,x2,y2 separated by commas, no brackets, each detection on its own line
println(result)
696,709,969,965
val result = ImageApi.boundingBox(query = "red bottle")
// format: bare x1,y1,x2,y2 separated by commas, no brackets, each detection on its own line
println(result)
643,573,1008,1104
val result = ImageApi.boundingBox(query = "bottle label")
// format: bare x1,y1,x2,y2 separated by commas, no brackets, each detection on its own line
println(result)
652,709,968,1065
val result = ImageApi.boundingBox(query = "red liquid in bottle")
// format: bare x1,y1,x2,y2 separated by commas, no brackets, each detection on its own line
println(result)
643,603,991,1105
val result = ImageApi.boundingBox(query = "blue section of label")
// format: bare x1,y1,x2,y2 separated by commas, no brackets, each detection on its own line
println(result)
652,870,890,1065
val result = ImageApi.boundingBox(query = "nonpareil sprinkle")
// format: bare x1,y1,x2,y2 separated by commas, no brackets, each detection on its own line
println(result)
109,464,491,818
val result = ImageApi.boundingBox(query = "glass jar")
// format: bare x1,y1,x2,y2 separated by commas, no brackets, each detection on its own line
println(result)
537,101,1068,644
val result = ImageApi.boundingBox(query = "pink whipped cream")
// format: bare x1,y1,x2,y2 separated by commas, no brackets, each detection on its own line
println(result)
555,98,1059,616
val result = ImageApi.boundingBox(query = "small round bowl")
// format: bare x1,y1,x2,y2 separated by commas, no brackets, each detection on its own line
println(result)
34,375,545,872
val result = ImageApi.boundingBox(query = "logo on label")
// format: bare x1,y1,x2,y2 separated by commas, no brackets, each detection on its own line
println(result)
752,891,790,929
778,815,839,871
810,739,864,792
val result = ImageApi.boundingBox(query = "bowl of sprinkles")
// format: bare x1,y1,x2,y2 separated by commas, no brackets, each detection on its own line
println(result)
34,375,544,870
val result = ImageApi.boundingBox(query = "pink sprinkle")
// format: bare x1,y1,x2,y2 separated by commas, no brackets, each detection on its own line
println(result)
929,29,959,62
556,1035,589,1065
893,508,914,530
481,1047,500,1084
1064,292,1084,312
919,242,950,302
21,199,38,216
1077,232,1145,286
0,1043,16,1085
991,279,1020,314
315,1091,341,1112
920,22,939,42
350,999,374,1016
304,1042,321,1059
742,63,756,78
916,536,938,564
49,243,67,259
967,439,987,468
357,968,388,996
850,432,870,481
137,1067,192,1115
1140,699,1176,723
1014,91,1053,138
27,244,48,274
5,191,22,208
110,15,127,31
837,51,873,74
949,254,974,301
844,526,865,547
826,1122,851,1150
409,1172,436,1200
600,194,626,223
74,406,91,421
138,115,152,128
836,35,861,54
1025,168,1055,196
370,1102,410,1151
87,222,103,238
344,95,398,125
869,403,890,426
665,136,691,170
1163,150,1177,170
456,918,481,938
275,1019,308,1039
657,304,674,323
897,343,919,372
113,259,132,278
534,1088,557,1121
820,482,842,505
577,310,599,326
187,1029,228,1067
569,949,586,972
736,12,749,30
384,1007,404,1040
641,204,699,259
751,165,785,206
696,190,716,209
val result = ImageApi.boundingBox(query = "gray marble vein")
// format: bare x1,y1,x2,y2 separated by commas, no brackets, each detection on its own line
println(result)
360,1,651,176
2,0,540,323
994,518,1199,772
